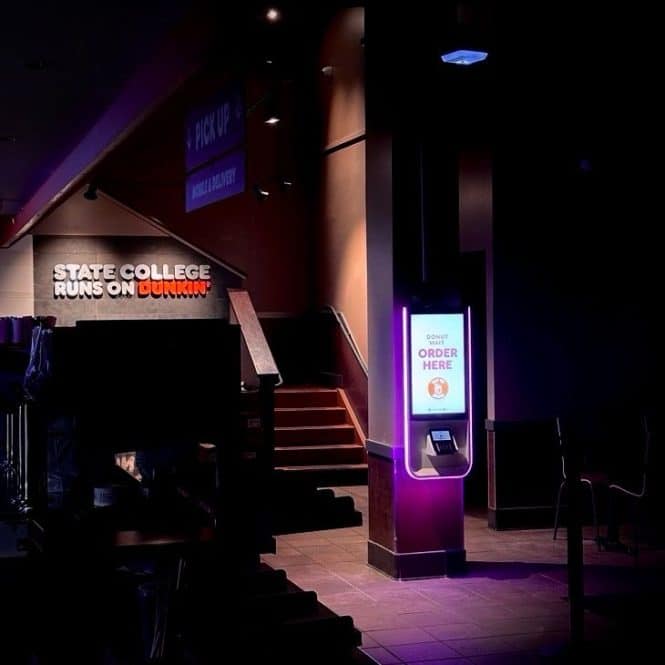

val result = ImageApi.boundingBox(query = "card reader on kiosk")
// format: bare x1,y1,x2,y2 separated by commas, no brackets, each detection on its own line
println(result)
402,307,473,479
428,428,458,455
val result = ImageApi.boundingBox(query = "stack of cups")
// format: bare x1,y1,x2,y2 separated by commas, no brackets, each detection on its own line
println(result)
10,316,35,348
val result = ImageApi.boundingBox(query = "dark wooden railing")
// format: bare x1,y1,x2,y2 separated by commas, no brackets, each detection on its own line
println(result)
228,289,280,551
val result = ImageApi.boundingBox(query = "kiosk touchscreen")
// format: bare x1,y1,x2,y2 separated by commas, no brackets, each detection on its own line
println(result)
402,307,473,479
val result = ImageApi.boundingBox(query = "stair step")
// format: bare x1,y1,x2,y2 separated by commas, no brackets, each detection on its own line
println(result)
273,492,363,534
276,464,368,487
274,509,363,535
274,444,365,466
275,388,339,409
244,587,319,621
251,604,359,642
275,424,357,446
275,406,347,427
271,611,361,652
244,564,289,595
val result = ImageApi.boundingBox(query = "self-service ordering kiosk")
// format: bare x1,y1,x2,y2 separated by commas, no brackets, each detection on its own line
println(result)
402,307,473,479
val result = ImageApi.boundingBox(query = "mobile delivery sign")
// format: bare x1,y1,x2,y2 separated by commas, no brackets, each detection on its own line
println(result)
409,313,466,416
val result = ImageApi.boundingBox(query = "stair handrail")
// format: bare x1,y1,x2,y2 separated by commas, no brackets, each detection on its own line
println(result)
321,305,368,377
228,289,282,386
228,288,281,548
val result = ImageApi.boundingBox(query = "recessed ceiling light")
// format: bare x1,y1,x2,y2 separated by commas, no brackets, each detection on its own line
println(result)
265,8,281,23
441,49,488,66
253,185,270,201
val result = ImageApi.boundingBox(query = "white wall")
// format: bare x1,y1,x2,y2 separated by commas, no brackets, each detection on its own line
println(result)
0,235,34,316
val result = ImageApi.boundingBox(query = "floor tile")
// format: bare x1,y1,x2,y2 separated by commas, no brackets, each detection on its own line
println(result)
361,646,402,664
272,486,665,665
367,627,438,647
443,637,517,657
388,642,461,661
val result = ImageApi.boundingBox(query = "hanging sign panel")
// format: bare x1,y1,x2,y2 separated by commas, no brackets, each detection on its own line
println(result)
184,83,245,172
185,149,245,212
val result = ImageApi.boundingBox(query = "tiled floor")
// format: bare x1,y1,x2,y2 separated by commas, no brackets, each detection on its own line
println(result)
262,486,665,664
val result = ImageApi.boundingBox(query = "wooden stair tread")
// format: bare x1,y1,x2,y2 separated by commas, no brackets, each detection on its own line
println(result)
275,424,354,431
272,386,367,489
276,463,368,471
276,387,338,393
275,406,345,412
274,444,361,451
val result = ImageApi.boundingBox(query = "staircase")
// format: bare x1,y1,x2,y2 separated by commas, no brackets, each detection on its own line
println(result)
239,564,366,663
184,561,369,663
275,387,367,486
273,387,367,533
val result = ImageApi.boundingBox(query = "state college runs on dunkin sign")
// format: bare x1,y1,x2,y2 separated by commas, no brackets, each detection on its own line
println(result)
410,313,466,416
52,263,212,299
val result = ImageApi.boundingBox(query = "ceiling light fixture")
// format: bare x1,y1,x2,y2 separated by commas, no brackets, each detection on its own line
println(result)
83,183,98,200
440,49,488,65
265,7,281,23
253,184,270,201
264,95,281,125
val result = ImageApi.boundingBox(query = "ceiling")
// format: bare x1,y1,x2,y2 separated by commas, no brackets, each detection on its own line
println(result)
0,1,191,217
3,2,658,226
0,1,351,234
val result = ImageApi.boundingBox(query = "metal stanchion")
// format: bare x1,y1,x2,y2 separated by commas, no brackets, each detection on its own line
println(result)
9,409,17,505
2,412,10,470
17,404,23,503
23,404,29,506
564,430,585,652
8,410,14,471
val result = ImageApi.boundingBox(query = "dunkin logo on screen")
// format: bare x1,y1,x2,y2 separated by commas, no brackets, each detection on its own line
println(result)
428,377,449,399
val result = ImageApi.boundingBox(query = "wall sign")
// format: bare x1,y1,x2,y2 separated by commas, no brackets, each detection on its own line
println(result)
52,263,212,299
185,149,245,213
185,82,245,172
410,313,466,416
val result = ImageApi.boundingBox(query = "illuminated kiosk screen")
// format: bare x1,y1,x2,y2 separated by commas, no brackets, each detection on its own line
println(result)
410,313,466,417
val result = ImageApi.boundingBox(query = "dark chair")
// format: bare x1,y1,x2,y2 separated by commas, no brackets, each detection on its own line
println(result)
553,416,609,549
607,414,651,556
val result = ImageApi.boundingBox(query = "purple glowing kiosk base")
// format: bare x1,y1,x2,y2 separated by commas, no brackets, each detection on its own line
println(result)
367,306,472,579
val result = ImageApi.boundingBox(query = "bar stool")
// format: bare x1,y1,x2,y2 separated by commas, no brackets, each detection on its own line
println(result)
553,416,608,549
